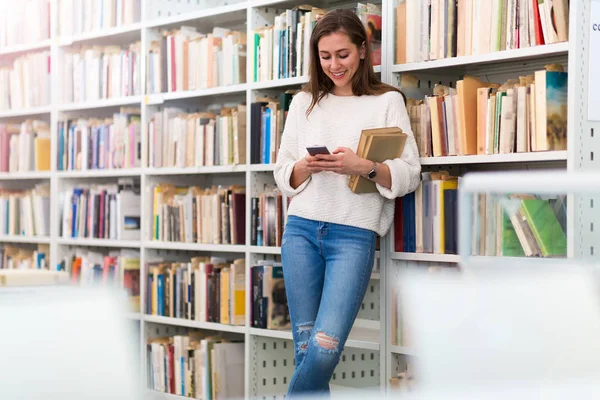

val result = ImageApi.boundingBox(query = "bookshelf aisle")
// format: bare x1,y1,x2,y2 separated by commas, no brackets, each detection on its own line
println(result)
0,0,588,398
386,0,579,394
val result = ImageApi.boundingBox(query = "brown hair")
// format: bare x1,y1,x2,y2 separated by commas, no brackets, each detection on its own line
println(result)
304,8,403,115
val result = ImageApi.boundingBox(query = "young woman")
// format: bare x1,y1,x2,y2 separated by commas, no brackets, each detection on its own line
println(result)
274,8,421,397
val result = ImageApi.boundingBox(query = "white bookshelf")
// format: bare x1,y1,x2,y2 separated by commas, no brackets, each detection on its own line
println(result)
144,165,247,176
390,252,460,263
145,2,250,28
56,169,144,178
249,245,281,254
0,40,52,56
56,238,142,248
0,0,584,399
249,75,310,90
0,171,53,180
391,42,570,72
0,235,51,244
143,241,247,253
0,106,52,119
145,315,248,334
57,23,143,46
56,96,144,112
390,345,416,356
147,83,249,104
419,151,568,165
248,163,277,172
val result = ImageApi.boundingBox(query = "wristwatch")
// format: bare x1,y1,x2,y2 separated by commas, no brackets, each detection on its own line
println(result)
367,161,377,179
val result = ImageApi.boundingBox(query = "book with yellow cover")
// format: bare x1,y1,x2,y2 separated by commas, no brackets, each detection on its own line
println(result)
349,127,407,194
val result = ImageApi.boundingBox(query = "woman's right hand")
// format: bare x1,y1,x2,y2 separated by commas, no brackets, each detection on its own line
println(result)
290,155,315,189
303,154,326,174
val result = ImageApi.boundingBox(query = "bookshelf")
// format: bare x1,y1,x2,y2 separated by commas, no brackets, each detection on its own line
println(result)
391,42,570,73
0,40,52,57
0,0,586,399
419,150,568,165
0,106,53,119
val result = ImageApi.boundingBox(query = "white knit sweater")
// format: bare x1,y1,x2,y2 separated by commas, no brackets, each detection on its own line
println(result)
274,90,421,236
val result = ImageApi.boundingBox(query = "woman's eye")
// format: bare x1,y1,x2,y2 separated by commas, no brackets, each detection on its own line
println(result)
321,56,331,60
339,54,349,59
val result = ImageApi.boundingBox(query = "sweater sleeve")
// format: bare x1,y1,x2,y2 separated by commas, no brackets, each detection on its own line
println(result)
376,92,422,199
273,94,311,197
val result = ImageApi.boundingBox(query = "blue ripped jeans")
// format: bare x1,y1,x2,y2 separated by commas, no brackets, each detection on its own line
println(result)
281,215,376,398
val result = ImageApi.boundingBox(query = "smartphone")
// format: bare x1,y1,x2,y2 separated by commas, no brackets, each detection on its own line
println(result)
306,145,331,156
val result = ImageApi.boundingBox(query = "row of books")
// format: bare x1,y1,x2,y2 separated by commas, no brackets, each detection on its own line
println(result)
58,0,141,37
148,334,244,399
405,68,567,158
147,27,246,94
250,92,294,165
251,262,290,329
150,184,245,245
252,2,381,82
60,179,141,241
58,249,141,311
394,171,567,258
0,121,50,172
0,51,51,111
146,257,245,325
250,188,290,248
0,0,50,50
394,172,458,255
471,192,567,257
57,109,141,171
0,184,50,238
253,5,326,82
396,0,569,64
146,104,246,168
61,42,142,104
0,244,49,270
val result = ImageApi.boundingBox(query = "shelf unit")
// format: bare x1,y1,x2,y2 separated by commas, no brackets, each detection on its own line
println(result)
382,0,583,392
0,0,585,399
391,42,569,73
419,150,568,165
0,235,51,244
389,345,415,356
0,106,53,119
0,40,52,56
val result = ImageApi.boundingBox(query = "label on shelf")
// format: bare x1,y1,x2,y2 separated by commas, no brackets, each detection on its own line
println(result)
589,0,600,120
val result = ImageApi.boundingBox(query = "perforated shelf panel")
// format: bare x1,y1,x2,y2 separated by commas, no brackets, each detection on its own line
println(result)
250,336,380,399
570,0,600,259
358,278,380,321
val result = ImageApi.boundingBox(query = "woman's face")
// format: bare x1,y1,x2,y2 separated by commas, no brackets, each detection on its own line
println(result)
317,31,365,96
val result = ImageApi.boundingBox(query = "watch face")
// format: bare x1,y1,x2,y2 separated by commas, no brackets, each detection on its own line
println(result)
368,170,376,179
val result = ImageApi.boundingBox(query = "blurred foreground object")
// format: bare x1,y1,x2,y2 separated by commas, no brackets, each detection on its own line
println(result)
0,286,140,400
399,264,600,399
0,269,69,286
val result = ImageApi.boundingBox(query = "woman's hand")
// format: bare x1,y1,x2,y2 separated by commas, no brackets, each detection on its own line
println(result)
306,147,372,176
302,154,329,174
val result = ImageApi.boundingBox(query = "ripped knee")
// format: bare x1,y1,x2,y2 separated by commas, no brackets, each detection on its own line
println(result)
314,331,340,353
297,340,309,354
296,321,314,336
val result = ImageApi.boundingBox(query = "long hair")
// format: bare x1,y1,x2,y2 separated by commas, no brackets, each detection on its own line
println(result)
305,9,403,115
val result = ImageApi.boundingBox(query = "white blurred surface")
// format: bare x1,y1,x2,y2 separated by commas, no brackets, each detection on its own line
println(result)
399,263,600,398
0,286,140,400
